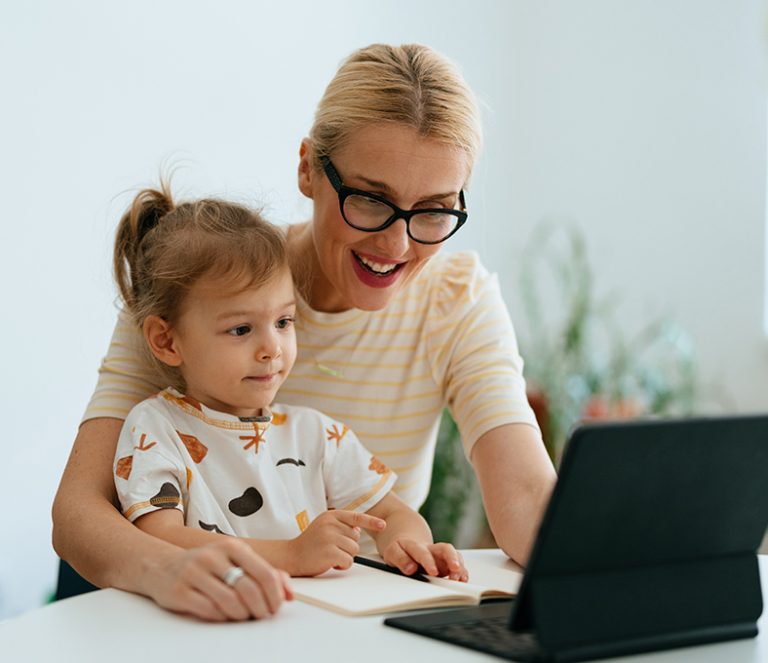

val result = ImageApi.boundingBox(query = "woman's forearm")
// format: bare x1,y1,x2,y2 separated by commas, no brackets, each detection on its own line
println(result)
471,423,557,566
51,417,179,594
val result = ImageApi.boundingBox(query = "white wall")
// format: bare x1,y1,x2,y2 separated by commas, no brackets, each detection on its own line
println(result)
0,0,765,619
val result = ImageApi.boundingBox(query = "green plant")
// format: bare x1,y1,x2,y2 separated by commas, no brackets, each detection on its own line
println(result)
519,222,698,462
419,410,484,545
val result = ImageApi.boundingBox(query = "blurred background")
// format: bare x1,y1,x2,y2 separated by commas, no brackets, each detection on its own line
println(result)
1,0,766,619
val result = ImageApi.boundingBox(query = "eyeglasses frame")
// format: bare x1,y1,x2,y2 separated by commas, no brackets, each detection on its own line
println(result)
320,156,468,245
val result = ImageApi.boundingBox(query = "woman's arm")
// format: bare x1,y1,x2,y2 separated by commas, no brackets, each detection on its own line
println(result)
52,418,289,620
53,418,164,588
471,423,557,566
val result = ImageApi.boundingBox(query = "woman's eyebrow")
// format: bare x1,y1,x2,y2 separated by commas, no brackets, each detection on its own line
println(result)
355,175,457,202
356,175,395,194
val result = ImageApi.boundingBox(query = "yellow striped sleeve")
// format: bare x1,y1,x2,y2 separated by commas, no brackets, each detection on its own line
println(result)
425,252,539,456
82,309,164,423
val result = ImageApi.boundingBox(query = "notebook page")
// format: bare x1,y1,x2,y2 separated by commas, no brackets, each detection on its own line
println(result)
290,564,478,616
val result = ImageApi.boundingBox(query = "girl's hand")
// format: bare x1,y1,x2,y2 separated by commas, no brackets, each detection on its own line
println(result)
287,510,386,577
149,538,292,621
382,540,468,582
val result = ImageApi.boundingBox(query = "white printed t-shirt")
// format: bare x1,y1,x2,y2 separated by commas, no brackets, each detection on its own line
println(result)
114,388,396,539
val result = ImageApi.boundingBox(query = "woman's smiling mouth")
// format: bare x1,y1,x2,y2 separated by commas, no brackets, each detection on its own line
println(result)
354,252,400,275
351,251,405,288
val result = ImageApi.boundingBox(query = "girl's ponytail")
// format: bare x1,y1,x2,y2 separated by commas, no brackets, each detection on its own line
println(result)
113,182,174,313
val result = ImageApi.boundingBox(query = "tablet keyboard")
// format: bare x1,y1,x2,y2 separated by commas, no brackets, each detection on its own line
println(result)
422,616,541,661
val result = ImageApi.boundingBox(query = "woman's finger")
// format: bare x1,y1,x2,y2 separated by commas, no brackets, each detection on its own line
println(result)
230,575,271,619
189,562,251,621
152,547,237,621
178,541,288,620
227,541,291,615
172,585,229,622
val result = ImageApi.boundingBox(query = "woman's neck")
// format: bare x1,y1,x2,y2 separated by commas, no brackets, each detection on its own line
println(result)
287,222,351,313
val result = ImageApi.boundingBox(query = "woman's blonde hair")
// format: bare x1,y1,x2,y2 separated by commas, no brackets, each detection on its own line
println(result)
310,43,482,172
113,180,287,388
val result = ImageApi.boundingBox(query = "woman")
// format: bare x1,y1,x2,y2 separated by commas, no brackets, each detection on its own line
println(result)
52,43,556,621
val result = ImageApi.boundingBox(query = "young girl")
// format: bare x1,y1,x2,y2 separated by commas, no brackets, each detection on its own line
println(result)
111,181,468,607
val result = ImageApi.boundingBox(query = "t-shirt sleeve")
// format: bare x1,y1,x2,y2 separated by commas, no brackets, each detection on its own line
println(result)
320,415,397,513
82,308,166,423
113,401,187,523
424,252,540,457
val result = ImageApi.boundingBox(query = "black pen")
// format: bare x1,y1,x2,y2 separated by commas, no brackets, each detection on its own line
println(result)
353,556,430,582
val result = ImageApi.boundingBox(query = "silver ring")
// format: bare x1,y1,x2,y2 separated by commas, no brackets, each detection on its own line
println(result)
223,566,245,587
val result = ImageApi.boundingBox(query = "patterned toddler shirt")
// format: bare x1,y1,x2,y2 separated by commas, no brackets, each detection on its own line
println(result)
114,388,396,538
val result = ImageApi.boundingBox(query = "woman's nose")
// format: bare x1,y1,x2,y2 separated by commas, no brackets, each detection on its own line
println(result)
374,217,410,256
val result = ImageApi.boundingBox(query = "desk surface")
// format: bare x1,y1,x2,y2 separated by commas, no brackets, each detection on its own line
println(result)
2,551,766,663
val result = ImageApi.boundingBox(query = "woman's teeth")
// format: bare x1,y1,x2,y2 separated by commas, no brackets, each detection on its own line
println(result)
357,254,398,275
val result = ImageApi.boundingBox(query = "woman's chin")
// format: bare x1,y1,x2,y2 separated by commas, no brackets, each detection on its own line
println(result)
341,254,409,309
347,278,407,311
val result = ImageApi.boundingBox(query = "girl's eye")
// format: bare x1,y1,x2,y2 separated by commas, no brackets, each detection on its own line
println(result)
277,317,294,330
228,325,251,337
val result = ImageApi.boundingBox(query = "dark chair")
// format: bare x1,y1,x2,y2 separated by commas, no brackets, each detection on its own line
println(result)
53,559,98,600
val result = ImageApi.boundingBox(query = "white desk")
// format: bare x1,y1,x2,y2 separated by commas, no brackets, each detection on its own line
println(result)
2,551,766,663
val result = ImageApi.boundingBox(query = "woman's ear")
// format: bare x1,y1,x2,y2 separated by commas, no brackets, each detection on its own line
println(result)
143,315,183,367
297,138,315,199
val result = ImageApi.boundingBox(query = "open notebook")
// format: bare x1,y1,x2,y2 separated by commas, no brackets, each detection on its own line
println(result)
290,553,523,616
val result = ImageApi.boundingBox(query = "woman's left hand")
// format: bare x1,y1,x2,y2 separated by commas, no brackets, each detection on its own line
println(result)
382,540,468,582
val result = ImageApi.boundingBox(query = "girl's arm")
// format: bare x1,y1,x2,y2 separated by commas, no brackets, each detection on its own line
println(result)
365,492,467,581
52,418,289,620
134,504,387,578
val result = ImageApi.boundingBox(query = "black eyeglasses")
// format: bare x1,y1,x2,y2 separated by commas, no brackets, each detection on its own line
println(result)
320,156,468,245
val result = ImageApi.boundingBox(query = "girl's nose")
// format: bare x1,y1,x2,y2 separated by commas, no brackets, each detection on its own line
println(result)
257,334,281,361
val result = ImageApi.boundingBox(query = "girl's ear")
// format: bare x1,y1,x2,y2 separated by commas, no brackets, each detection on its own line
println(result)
143,315,183,367
297,138,315,199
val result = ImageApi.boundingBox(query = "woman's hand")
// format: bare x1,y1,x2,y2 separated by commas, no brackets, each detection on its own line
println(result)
286,510,386,577
382,540,468,582
148,538,292,621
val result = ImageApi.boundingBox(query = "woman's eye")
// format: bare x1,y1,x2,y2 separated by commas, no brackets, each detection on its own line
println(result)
347,194,390,213
277,317,294,330
228,325,251,337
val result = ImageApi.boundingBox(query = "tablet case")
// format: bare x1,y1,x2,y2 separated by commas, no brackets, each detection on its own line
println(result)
389,415,768,662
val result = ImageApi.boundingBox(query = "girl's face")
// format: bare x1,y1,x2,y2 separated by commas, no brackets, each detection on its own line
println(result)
167,268,297,418
298,123,471,313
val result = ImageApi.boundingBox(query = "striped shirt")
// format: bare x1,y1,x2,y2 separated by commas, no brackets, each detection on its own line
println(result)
85,250,538,511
